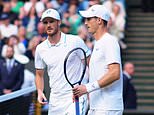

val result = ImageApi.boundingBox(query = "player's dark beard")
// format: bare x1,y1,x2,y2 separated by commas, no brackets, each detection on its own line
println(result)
8,55,13,59
48,31,57,36
47,23,59,36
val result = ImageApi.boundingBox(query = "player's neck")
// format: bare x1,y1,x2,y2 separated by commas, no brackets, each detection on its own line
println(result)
94,27,107,41
48,31,61,45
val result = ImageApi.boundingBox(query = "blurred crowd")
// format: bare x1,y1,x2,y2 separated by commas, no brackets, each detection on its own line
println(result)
0,0,127,61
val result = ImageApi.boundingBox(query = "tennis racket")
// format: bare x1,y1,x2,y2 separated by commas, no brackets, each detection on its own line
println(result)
64,47,87,115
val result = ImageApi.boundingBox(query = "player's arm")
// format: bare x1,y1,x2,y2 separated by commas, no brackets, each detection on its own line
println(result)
98,63,120,88
73,63,120,97
35,69,47,104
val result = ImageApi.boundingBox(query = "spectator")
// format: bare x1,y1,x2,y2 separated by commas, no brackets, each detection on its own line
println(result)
68,0,81,11
14,17,23,27
0,31,5,58
78,25,89,42
24,0,45,17
109,3,127,49
103,0,116,12
77,25,94,51
1,35,26,57
0,45,24,115
68,4,82,35
60,23,70,34
10,0,24,14
25,36,41,61
22,5,40,40
117,0,126,10
18,6,26,21
115,1,126,18
123,62,137,109
51,0,68,16
18,26,29,49
78,0,89,10
37,22,47,41
89,0,102,7
103,0,126,18
39,0,52,10
0,13,18,38
1,0,18,24
32,0,45,18
61,11,71,28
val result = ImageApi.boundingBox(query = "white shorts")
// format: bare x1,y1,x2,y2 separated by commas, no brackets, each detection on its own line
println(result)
48,95,88,115
87,110,123,115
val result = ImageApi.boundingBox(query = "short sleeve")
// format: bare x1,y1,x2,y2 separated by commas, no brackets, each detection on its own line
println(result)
35,46,46,69
105,37,121,65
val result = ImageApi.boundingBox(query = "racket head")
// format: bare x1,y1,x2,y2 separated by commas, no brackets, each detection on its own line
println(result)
64,47,87,88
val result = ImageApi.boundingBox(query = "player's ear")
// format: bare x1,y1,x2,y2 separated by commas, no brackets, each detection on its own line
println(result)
97,17,102,24
58,20,62,26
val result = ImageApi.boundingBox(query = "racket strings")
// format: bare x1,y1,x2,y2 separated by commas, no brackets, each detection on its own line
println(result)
66,50,85,85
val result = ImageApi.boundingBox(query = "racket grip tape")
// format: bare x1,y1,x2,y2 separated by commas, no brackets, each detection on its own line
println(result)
75,96,79,102
42,99,48,103
75,96,80,115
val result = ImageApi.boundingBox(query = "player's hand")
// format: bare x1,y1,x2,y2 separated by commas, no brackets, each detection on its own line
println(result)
72,95,79,103
72,84,87,97
37,90,48,105
3,89,12,94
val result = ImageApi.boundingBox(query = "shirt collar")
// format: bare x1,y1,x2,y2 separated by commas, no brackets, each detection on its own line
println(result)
6,58,15,65
6,58,14,62
123,71,131,79
46,32,66,48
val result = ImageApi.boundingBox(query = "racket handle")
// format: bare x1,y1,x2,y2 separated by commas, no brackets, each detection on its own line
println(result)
75,96,80,115
42,99,48,103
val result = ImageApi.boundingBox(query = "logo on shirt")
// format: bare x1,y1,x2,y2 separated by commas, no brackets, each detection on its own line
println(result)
95,48,99,51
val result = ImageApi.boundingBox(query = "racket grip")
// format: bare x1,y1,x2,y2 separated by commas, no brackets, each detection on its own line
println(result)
42,99,48,103
75,96,79,102
75,96,80,115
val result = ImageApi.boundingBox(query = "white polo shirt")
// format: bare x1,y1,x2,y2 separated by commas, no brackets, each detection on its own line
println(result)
35,32,91,99
89,33,123,110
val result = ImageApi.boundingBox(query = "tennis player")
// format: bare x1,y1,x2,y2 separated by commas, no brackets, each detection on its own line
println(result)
35,8,91,115
73,5,124,115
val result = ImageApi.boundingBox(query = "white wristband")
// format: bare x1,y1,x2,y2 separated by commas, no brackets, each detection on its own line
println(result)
85,81,100,93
